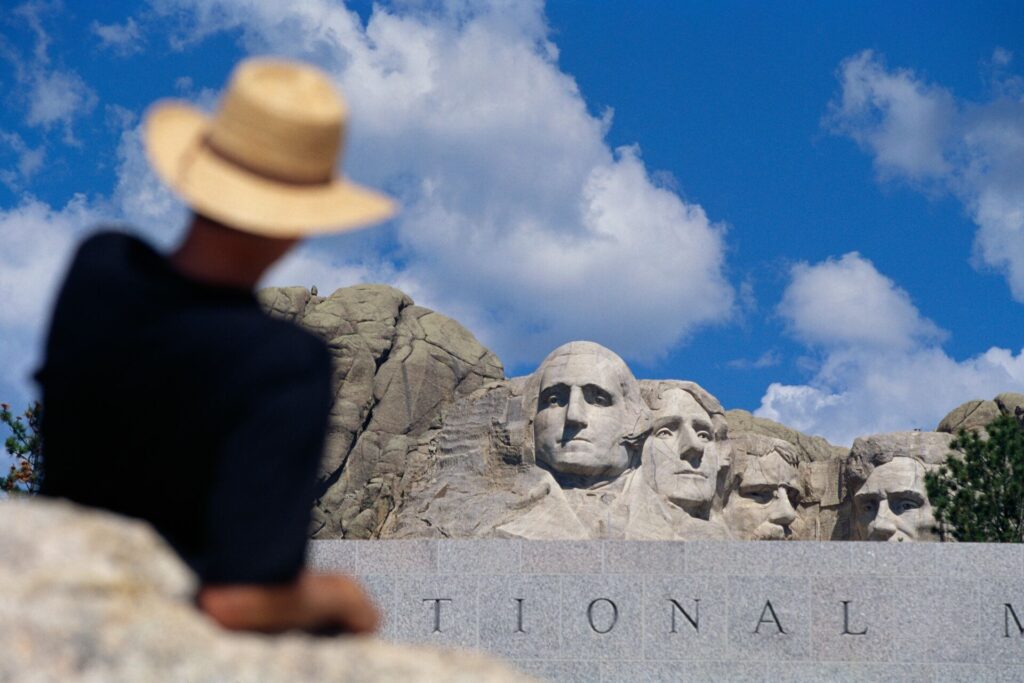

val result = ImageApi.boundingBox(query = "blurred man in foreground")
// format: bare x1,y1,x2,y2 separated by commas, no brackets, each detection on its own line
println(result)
37,57,394,634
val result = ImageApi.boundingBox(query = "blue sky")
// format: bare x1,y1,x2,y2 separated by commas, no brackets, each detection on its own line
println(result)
1,0,1023,447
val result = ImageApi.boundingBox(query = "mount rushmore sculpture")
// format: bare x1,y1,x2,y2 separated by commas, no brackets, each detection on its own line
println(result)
258,284,1017,542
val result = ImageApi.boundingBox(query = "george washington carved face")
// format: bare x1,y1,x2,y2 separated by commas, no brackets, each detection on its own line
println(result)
532,342,647,481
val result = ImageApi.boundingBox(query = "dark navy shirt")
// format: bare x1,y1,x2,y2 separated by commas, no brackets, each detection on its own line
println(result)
37,231,331,585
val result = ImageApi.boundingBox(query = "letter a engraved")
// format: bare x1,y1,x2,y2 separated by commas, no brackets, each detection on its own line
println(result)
754,600,786,635
587,598,619,634
515,598,527,634
669,598,700,633
1005,604,1024,638
841,600,867,636
423,598,452,634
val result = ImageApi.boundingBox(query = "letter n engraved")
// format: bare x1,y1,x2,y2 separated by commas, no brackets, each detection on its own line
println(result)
670,598,700,633
754,600,786,635
841,600,867,636
515,598,526,634
423,598,452,634
1005,604,1024,638
588,598,619,634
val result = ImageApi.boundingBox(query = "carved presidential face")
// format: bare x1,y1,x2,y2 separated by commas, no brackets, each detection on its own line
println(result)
534,350,631,478
645,389,720,509
853,457,936,542
722,450,801,540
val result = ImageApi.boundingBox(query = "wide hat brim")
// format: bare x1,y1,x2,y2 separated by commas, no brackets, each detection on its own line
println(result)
144,101,396,238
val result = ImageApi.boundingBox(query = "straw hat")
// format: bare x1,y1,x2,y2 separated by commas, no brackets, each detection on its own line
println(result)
144,57,395,237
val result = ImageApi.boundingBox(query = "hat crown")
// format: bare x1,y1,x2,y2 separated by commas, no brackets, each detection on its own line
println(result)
207,58,346,184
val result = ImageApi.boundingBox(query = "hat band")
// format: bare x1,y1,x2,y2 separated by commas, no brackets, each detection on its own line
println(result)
202,135,333,187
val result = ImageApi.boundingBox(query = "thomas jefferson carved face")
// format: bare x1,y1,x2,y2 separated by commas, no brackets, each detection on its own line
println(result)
722,449,801,540
853,458,936,542
645,389,721,509
533,343,641,479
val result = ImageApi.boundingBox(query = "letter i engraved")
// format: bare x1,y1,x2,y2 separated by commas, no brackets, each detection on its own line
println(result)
753,600,786,635
423,598,452,634
1004,604,1024,638
841,600,867,636
669,598,700,634
515,598,527,634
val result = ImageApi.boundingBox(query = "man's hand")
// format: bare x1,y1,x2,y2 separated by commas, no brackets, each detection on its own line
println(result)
197,571,380,635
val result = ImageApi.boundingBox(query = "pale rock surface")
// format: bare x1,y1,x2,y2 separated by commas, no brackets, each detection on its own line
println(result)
0,497,537,683
259,285,503,539
936,399,1001,435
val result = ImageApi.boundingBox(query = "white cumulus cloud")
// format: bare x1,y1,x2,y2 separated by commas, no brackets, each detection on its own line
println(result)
148,0,735,366
757,253,1024,445
827,49,1024,302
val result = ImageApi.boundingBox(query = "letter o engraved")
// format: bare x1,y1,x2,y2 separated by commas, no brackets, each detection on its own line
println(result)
587,598,619,634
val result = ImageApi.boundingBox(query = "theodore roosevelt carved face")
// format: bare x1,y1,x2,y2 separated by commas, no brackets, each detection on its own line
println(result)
532,342,648,482
722,437,803,541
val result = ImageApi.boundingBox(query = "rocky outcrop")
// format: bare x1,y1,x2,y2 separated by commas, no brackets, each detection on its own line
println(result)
259,285,503,539
936,392,1024,439
0,497,537,683
937,399,1001,435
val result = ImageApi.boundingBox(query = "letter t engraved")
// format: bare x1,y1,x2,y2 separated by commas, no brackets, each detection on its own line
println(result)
423,598,452,634
515,598,527,634
1005,604,1024,638
754,600,786,635
841,600,867,636
669,598,700,633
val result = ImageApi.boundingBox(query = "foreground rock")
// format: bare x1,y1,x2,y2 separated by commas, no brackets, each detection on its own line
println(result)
0,498,537,683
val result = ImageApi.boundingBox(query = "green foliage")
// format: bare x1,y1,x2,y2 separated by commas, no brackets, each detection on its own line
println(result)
1,401,42,495
925,414,1024,542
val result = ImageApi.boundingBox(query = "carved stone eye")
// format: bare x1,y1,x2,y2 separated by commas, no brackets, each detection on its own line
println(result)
893,498,921,514
696,430,712,442
655,427,674,438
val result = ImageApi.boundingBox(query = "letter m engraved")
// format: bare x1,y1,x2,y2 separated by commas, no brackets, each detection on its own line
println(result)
670,598,700,633
1005,604,1024,638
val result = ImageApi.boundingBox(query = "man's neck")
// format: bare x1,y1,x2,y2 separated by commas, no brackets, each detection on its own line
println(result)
169,214,297,289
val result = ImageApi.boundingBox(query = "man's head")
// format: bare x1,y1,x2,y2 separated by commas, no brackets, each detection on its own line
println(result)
640,381,729,517
721,435,803,540
528,341,648,482
145,57,394,244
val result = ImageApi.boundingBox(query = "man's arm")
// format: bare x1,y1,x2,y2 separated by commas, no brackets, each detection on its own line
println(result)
199,331,377,634
198,570,379,634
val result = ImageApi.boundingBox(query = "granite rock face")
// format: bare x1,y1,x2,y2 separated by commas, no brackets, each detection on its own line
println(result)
259,285,504,539
260,285,1018,542
0,497,537,683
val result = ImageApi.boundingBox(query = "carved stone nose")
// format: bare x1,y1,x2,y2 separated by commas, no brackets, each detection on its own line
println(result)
565,386,588,427
768,490,797,527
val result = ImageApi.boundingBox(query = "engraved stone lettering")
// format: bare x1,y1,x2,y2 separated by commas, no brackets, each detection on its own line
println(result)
588,598,619,634
1005,604,1024,638
841,600,867,636
754,600,785,635
515,597,526,634
423,598,452,634
669,598,700,633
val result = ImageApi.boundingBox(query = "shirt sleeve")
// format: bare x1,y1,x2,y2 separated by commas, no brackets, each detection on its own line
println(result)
199,332,332,585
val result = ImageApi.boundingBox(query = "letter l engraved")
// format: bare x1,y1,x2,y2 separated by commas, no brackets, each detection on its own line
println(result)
670,598,700,633
841,600,867,636
754,600,786,635
1005,604,1024,638
423,598,452,634
515,598,526,634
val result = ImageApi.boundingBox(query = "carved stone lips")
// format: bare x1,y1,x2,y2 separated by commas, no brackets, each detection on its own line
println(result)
673,469,706,477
